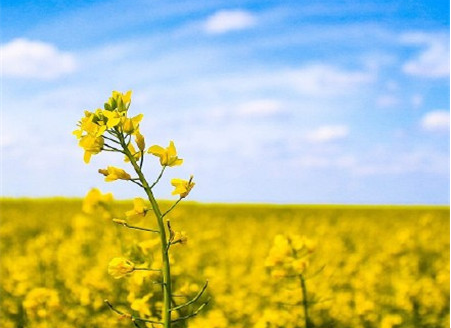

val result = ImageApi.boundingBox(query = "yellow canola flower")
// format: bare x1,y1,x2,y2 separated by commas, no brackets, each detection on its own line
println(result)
134,129,145,151
124,143,141,163
73,112,108,163
131,294,152,317
122,113,143,134
73,111,107,139
173,231,188,245
104,90,132,112
23,288,60,319
108,258,135,279
148,141,183,167
101,109,123,128
125,198,150,225
98,166,131,182
82,188,113,214
171,176,195,198
79,135,104,163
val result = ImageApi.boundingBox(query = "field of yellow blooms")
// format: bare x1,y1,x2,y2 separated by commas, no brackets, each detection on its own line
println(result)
0,198,449,328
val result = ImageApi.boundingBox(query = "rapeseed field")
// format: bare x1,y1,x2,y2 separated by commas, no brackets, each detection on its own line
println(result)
1,199,449,328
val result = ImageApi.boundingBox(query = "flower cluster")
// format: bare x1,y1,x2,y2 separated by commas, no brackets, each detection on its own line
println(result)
72,90,205,328
265,234,316,278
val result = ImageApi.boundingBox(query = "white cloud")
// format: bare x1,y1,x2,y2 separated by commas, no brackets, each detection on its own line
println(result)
354,150,449,176
286,64,374,96
411,94,423,108
204,10,256,34
401,32,449,78
1,38,76,79
295,154,356,169
306,125,349,143
376,94,399,108
237,99,284,117
421,110,450,132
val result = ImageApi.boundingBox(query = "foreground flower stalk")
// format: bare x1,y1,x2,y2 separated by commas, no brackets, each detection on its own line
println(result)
74,90,207,328
118,130,174,327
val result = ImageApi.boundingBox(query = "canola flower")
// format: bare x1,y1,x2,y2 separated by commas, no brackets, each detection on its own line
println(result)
171,176,195,198
148,141,183,167
265,234,316,328
98,166,132,182
125,198,151,225
0,200,449,327
72,90,207,328
108,258,135,279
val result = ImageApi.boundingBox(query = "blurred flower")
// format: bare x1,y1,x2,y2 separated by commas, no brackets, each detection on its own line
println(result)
125,198,150,225
23,288,60,319
108,258,135,279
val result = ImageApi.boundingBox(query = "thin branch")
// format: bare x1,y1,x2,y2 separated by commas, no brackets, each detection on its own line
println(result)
103,143,125,153
130,179,144,188
161,198,182,219
171,299,210,323
170,281,208,312
103,135,121,145
149,166,167,189
139,151,144,169
304,265,326,280
104,300,163,325
107,129,119,137
134,267,162,272
115,221,159,233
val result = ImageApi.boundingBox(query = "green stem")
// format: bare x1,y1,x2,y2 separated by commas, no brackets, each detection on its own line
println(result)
119,133,172,328
300,274,312,328
161,198,182,219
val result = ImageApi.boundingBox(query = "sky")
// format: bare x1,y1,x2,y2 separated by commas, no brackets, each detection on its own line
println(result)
1,0,450,204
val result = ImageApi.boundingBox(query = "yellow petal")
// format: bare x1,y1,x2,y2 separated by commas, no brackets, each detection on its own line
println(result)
148,145,165,155
167,141,177,157
83,151,92,164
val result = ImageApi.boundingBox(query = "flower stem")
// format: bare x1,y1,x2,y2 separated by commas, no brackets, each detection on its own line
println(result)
119,134,172,328
300,274,312,328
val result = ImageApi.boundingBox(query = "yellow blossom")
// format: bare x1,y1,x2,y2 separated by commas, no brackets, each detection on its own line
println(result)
172,231,188,245
171,176,195,198
131,294,152,316
102,109,123,128
292,259,309,273
79,135,104,163
124,143,141,163
82,188,113,215
122,114,143,134
104,90,132,112
148,141,183,167
73,111,107,139
23,288,60,319
108,258,135,279
98,166,131,182
134,129,145,151
125,198,150,225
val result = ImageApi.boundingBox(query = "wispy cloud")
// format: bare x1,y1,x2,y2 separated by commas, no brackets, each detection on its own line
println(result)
286,64,374,96
421,110,450,132
1,38,76,79
306,125,350,143
376,94,400,108
237,99,284,117
401,32,450,78
204,9,256,34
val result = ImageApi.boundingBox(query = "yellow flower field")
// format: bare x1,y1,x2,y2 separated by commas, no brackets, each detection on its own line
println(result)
1,199,449,328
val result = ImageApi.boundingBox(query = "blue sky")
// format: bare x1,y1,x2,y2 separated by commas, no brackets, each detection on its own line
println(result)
1,0,449,204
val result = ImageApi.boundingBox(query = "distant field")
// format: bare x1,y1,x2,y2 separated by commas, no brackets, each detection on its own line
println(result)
1,199,449,328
